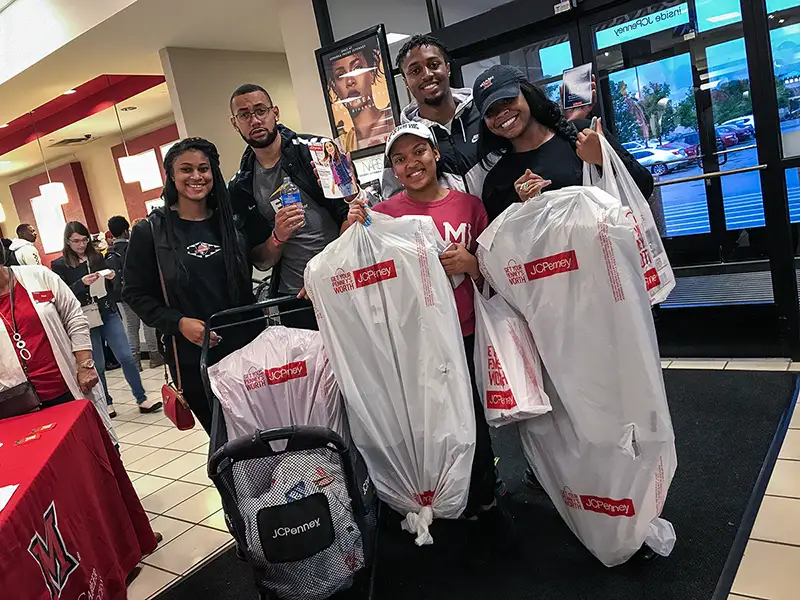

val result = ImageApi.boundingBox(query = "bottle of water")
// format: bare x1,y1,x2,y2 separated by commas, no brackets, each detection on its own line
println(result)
280,176,304,227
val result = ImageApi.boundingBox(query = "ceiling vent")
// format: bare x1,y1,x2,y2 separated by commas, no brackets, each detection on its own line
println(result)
49,134,93,147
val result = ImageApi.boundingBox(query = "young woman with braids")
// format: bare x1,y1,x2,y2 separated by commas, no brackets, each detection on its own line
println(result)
473,65,653,223
122,137,256,433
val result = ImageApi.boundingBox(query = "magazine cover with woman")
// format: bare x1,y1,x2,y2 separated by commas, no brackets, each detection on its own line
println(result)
309,139,358,199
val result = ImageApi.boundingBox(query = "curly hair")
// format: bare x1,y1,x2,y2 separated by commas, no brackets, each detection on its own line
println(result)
161,137,247,305
477,81,578,168
395,34,451,73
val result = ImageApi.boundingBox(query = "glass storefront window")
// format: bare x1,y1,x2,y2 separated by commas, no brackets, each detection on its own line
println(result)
327,0,430,63
787,167,800,224
461,34,573,99
767,1,800,158
439,0,514,26
695,0,743,32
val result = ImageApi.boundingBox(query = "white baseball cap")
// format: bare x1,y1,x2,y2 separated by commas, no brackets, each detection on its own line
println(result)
384,122,437,160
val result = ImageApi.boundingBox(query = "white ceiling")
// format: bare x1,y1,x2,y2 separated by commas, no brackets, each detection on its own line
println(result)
0,0,284,125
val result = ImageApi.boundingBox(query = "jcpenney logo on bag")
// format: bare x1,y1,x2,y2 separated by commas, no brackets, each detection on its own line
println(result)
331,260,398,294
265,361,308,385
506,251,579,285
561,487,635,518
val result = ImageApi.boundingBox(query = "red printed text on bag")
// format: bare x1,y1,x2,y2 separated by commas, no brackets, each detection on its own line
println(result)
331,268,355,294
561,487,635,517
265,361,308,385
524,250,579,281
354,260,398,289
487,389,516,410
415,490,436,506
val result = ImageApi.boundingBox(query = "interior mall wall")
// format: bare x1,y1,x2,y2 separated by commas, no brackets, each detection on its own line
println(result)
0,116,175,238
160,48,302,179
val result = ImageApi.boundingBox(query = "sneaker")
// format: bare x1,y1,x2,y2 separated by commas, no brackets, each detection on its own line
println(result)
149,353,165,369
524,467,544,491
107,403,117,418
138,397,163,413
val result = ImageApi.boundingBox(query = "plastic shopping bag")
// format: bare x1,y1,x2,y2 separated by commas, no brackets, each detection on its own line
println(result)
477,186,677,566
305,212,475,545
472,281,551,426
583,135,675,305
208,326,346,442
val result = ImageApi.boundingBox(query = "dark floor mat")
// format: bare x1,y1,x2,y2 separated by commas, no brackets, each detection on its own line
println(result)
153,370,796,600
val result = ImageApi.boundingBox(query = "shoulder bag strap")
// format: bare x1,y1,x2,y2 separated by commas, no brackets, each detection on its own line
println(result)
149,221,182,393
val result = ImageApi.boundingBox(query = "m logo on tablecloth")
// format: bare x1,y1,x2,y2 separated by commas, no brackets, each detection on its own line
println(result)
28,501,80,599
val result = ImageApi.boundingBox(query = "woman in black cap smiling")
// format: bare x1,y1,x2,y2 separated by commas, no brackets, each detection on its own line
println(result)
474,65,653,223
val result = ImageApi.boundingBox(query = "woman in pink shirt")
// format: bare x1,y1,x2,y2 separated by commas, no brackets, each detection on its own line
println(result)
346,122,498,521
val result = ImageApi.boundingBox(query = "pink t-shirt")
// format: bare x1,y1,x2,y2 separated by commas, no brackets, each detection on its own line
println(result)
373,189,488,337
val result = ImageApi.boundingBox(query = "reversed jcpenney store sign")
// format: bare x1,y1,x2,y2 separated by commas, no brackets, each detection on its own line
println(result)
595,3,690,50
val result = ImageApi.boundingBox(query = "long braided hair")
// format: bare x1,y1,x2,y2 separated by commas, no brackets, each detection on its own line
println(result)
478,81,578,168
161,137,247,305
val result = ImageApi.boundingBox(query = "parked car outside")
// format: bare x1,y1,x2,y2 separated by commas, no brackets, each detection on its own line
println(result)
717,123,753,140
714,127,739,147
630,148,690,176
658,141,697,157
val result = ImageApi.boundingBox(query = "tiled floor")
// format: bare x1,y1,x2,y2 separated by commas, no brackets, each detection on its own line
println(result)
115,360,800,600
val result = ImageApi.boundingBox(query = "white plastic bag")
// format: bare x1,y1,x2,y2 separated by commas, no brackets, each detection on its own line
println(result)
477,186,677,567
208,326,346,442
583,135,675,305
472,281,551,426
304,212,475,545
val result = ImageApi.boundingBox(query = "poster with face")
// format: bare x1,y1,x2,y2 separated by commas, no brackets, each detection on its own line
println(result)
317,25,399,154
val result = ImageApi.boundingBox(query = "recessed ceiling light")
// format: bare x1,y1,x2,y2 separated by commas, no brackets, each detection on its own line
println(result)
0,123,8,128
63,89,76,95
0,160,11,165
120,106,137,112
779,18,785,23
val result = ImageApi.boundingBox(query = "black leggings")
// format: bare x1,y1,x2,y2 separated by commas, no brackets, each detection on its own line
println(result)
463,334,498,511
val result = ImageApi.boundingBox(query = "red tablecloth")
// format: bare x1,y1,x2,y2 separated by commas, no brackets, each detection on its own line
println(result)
0,399,157,600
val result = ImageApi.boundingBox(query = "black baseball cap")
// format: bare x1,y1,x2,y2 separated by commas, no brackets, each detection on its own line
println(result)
472,65,527,118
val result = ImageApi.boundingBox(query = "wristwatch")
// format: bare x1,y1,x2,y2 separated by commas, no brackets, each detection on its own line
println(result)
78,359,96,369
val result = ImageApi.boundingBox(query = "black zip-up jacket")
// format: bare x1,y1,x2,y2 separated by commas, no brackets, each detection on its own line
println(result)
105,238,128,300
51,255,117,311
228,124,350,297
121,208,253,365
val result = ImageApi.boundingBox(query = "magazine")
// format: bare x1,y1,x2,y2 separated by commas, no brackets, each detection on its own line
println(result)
309,138,357,199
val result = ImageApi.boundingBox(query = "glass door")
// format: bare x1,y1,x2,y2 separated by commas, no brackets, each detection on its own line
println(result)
585,0,770,268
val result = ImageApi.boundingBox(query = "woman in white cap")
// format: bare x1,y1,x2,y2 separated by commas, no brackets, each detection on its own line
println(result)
346,121,500,524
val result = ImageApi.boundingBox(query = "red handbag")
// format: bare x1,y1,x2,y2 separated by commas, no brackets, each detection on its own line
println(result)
154,234,195,431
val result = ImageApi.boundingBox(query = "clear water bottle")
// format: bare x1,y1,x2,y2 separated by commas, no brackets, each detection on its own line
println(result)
280,176,304,226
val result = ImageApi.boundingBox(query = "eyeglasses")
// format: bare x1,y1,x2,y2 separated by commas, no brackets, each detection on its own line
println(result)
234,106,274,123
68,237,89,245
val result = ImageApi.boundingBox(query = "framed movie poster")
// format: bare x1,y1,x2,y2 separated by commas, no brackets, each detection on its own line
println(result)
316,24,400,155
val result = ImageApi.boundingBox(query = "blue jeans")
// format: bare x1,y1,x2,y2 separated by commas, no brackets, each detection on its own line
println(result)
90,307,147,405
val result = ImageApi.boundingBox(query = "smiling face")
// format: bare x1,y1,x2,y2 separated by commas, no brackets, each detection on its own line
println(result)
483,93,531,140
389,135,440,192
401,45,450,107
172,150,213,203
230,90,279,149
330,52,375,110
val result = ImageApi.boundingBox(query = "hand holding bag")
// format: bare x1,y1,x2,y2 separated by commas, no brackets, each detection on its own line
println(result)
81,263,104,329
153,233,195,431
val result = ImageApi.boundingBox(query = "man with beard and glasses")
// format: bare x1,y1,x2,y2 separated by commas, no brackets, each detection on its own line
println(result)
382,34,595,199
228,83,366,330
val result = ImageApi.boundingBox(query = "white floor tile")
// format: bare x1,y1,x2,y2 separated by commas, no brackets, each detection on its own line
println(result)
751,495,800,545
790,407,800,430
139,427,196,449
200,510,227,532
131,411,170,426
669,359,728,370
788,362,800,372
132,474,174,500
732,539,800,599
126,565,177,600
141,481,206,514
660,360,672,369
151,453,207,479
120,424,170,445
165,487,223,523
121,445,160,465
143,378,165,393
726,360,790,372
127,449,187,474
779,429,800,461
149,515,194,546
166,430,209,453
766,459,800,499
114,421,150,438
142,525,232,575
180,465,212,486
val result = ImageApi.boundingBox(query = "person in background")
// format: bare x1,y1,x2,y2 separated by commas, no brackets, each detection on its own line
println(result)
323,140,356,196
346,122,500,526
123,137,257,435
384,34,596,200
9,223,42,266
105,215,164,371
324,36,395,152
227,83,365,330
52,221,159,417
0,244,118,445
474,65,653,223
